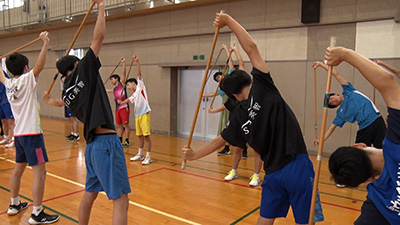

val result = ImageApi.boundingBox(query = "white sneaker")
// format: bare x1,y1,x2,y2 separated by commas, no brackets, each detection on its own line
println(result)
249,174,261,187
5,140,14,148
0,138,10,144
130,154,144,161
142,157,152,165
336,184,346,188
224,171,238,181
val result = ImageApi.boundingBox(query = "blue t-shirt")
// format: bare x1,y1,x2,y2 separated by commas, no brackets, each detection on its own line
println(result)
0,71,10,105
217,69,232,97
332,83,380,130
367,107,400,223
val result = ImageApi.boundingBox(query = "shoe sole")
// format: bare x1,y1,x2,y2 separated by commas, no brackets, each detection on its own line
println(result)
5,145,14,148
28,216,60,224
142,160,152,165
7,204,29,216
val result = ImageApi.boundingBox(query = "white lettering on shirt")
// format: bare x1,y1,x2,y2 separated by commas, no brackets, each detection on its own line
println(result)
63,75,85,107
387,162,400,216
241,97,262,135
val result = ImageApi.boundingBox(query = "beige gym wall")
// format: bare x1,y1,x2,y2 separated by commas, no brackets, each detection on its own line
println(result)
0,0,398,155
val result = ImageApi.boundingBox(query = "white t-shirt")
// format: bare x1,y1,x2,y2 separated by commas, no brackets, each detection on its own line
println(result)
129,78,151,118
5,70,42,136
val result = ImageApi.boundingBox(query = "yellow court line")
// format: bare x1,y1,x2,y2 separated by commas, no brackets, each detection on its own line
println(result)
0,156,201,225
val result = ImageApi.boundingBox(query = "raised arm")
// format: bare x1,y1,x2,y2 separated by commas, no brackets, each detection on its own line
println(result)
120,57,126,84
221,44,235,71
32,31,50,77
90,0,105,57
313,61,348,85
214,13,268,73
0,69,7,84
231,45,245,70
203,92,216,98
133,55,142,80
325,47,400,109
375,60,400,79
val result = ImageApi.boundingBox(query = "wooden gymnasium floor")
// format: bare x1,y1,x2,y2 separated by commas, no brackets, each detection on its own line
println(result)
0,118,367,225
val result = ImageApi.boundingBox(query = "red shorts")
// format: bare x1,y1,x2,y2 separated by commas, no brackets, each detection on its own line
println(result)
115,108,130,125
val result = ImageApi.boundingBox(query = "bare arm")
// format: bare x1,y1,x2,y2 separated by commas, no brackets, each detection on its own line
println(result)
133,55,142,80
222,44,234,71
375,60,400,79
106,89,113,93
33,31,50,77
0,69,7,84
118,98,130,105
313,61,347,85
208,105,226,113
214,13,268,73
203,92,216,98
231,45,245,70
90,0,105,57
325,47,400,109
313,124,337,146
182,135,226,160
120,57,126,84
42,92,64,107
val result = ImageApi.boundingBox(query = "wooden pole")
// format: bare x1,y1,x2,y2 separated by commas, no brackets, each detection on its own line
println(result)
308,37,336,225
103,61,122,85
314,68,318,140
0,37,41,59
373,88,376,104
181,24,222,170
209,49,234,109
47,1,96,93
206,48,224,82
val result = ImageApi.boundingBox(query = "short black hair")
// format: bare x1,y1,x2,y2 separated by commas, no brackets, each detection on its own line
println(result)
56,55,79,77
126,78,137,85
110,74,120,82
220,70,251,98
329,146,373,187
213,72,223,82
327,93,338,109
6,53,29,76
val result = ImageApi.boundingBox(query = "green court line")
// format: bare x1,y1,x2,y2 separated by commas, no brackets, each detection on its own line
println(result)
0,185,78,223
230,206,260,225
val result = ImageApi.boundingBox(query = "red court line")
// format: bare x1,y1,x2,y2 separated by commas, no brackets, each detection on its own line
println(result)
0,167,166,216
163,168,362,212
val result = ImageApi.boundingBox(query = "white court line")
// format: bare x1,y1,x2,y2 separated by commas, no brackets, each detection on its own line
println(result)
0,156,201,225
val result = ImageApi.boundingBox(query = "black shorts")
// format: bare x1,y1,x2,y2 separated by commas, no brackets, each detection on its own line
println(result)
356,116,386,148
354,197,390,225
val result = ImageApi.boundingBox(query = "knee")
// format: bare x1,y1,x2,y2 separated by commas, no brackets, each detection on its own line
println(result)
114,194,129,210
235,148,243,154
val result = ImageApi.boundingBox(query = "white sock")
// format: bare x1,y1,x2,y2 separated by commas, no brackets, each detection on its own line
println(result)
72,132,78,136
32,205,43,216
4,135,9,140
138,148,143,155
254,173,259,177
10,137,14,141
146,152,151,158
11,197,20,206
231,169,237,173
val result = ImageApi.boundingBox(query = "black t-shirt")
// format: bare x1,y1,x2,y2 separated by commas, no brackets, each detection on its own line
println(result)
221,68,308,174
62,48,115,143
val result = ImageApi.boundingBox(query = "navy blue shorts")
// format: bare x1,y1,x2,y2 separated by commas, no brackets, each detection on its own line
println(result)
260,154,324,224
354,197,390,225
85,134,131,200
0,103,13,119
64,106,75,118
15,134,48,166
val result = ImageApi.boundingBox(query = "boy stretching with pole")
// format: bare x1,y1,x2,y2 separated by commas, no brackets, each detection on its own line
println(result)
1,31,60,224
56,0,131,224
326,47,400,224
182,12,324,225
118,55,152,165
